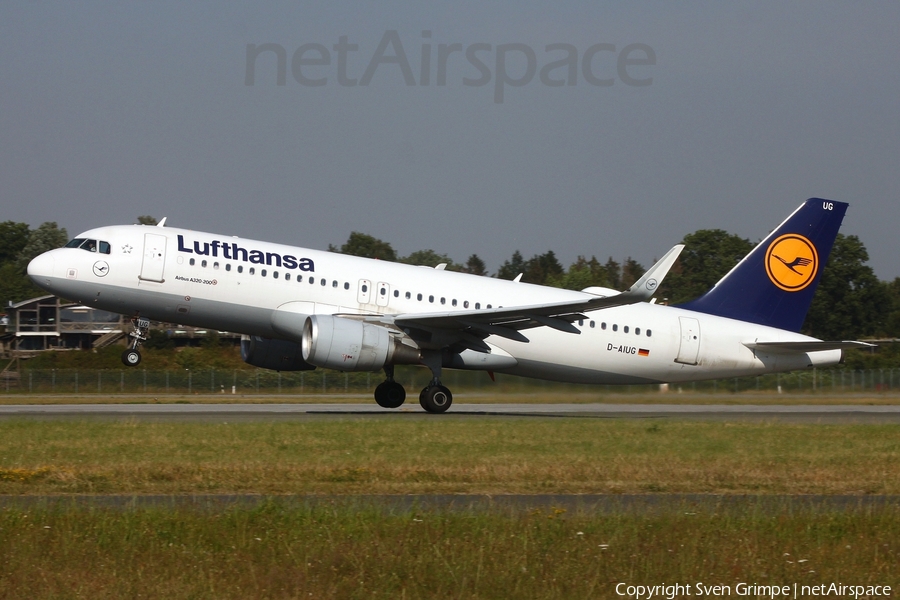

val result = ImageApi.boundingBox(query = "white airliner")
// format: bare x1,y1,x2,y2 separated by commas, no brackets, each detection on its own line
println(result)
27,198,869,413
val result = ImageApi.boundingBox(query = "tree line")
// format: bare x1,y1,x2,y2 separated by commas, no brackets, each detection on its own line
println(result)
1,220,897,342
331,230,900,341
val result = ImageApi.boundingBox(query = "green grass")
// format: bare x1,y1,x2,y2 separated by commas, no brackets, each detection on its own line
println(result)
0,502,897,599
1,419,899,495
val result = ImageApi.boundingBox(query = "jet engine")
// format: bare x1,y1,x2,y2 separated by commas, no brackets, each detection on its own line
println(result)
301,315,420,371
240,336,317,371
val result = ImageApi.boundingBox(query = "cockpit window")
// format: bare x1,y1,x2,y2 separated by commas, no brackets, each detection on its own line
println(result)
65,238,110,254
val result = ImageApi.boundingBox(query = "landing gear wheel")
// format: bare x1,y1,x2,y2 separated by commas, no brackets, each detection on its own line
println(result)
122,349,142,367
374,380,406,409
420,385,452,414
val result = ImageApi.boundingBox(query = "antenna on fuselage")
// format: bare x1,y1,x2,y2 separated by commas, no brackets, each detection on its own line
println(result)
156,217,167,227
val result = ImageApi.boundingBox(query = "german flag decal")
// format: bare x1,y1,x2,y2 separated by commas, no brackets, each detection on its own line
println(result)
638,348,650,357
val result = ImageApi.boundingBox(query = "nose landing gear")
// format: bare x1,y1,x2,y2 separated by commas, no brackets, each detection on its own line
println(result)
121,316,150,367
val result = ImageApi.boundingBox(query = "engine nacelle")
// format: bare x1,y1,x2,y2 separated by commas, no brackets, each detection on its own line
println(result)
240,336,316,371
301,315,419,371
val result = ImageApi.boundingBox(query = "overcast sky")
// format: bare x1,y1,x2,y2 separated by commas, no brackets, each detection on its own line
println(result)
2,2,898,280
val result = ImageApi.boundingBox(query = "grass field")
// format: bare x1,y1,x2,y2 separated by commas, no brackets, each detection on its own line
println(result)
1,417,898,598
1,419,899,495
0,501,897,599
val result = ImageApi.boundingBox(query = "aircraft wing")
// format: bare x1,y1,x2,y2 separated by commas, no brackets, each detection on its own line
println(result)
352,244,683,351
743,340,876,354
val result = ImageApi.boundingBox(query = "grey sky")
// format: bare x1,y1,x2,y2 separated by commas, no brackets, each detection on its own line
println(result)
2,2,898,279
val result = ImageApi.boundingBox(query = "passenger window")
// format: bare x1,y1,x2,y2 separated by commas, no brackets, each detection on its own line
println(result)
475,303,480,309
464,301,469,308
417,294,423,301
189,258,195,266
601,322,607,330
635,327,640,335
405,292,411,299
380,287,386,295
624,326,629,333
345,282,350,290
612,324,618,332
487,304,492,309
261,269,267,277
309,277,314,284
440,297,446,305
333,280,338,288
362,284,368,292
452,299,457,307
578,319,584,326
273,271,279,279
647,330,652,337
238,265,243,273
285,273,290,281
394,290,399,297
320,279,326,286
590,321,595,328
213,262,219,270
201,260,207,268
99,241,111,254
249,267,255,275
226,264,231,272
429,295,434,303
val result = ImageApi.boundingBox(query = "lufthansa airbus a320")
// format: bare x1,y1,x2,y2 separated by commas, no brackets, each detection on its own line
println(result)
27,198,870,413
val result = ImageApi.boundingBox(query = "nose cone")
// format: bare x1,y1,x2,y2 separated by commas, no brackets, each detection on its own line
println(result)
27,251,56,289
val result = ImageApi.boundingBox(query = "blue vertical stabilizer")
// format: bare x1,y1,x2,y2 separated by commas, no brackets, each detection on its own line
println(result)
677,198,847,332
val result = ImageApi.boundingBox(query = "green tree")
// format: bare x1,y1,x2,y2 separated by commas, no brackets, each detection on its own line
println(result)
16,222,68,269
462,254,488,276
803,234,889,339
884,278,900,337
0,221,31,264
496,250,525,280
659,229,753,304
0,262,39,309
620,257,645,290
603,257,622,290
137,216,158,226
329,232,397,261
400,249,457,270
557,256,610,291
522,251,565,286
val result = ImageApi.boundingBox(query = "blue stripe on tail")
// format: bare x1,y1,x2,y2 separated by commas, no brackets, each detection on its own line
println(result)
677,198,847,332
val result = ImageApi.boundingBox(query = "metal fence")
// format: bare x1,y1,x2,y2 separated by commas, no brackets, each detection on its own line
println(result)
2,367,899,396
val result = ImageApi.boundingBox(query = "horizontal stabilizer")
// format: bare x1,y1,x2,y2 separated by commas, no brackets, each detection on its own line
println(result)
743,340,875,354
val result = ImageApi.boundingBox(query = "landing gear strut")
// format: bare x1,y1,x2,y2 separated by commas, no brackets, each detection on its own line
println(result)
121,316,150,367
374,365,406,409
418,350,453,414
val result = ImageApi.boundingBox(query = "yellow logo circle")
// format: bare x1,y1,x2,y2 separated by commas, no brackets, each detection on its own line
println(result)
765,234,819,292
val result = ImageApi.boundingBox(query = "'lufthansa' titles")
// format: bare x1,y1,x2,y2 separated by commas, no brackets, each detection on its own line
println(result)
177,235,315,271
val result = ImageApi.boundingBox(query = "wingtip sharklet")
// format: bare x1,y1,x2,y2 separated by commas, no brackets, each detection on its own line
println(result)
624,243,685,300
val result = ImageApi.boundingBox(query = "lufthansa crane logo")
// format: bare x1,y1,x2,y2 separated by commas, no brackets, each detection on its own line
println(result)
764,234,818,292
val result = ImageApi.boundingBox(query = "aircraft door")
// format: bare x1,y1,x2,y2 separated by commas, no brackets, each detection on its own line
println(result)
376,282,390,307
139,233,167,283
357,279,372,304
675,316,701,365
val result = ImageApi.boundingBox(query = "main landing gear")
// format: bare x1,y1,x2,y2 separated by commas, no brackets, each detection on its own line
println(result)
121,317,150,367
373,353,453,414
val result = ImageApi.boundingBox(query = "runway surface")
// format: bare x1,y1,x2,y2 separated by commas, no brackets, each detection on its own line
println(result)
2,403,900,423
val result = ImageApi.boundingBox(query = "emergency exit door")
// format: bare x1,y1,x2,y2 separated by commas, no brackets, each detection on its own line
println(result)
139,233,167,283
